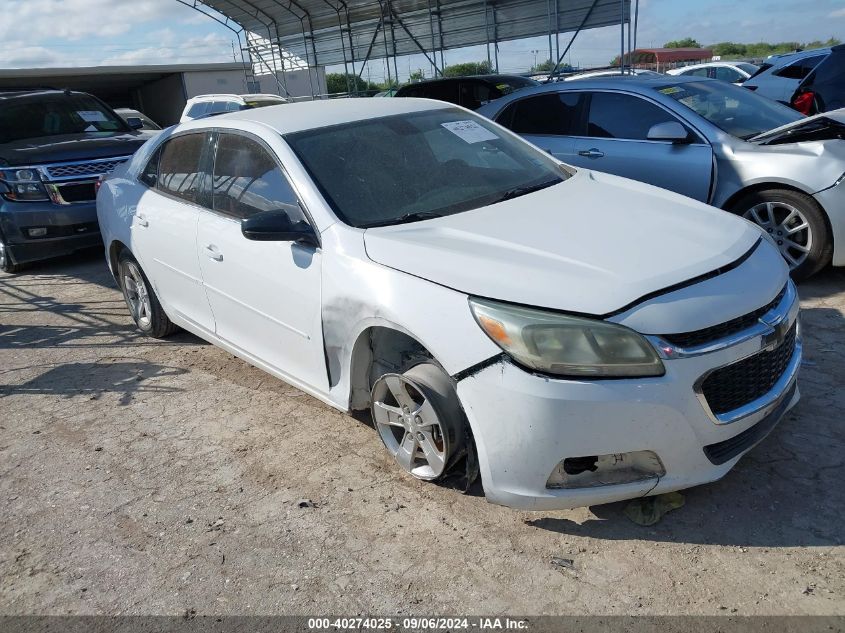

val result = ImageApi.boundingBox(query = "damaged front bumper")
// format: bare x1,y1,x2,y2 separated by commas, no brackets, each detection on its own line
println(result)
454,290,802,511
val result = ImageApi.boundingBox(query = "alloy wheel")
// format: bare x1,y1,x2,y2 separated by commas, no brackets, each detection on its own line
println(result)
122,261,153,329
744,201,812,270
371,373,449,480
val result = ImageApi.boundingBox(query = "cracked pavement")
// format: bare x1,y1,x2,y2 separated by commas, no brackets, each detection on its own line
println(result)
1,250,843,615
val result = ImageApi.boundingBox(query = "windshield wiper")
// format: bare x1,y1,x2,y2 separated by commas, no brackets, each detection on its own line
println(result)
495,178,561,203
365,211,445,228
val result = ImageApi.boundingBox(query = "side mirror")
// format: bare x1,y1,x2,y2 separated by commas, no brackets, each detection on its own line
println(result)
647,121,691,144
241,208,318,246
126,117,144,130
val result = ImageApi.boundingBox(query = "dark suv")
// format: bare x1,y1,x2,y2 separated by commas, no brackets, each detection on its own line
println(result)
394,75,539,110
790,44,845,115
0,89,154,272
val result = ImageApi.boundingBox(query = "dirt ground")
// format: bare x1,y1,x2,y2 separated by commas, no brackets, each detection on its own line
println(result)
1,249,843,616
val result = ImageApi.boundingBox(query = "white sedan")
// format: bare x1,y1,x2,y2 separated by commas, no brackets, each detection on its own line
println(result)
667,61,760,83
97,98,801,510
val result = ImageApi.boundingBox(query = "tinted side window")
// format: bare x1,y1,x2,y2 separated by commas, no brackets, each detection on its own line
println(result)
587,92,677,140
502,92,583,135
421,82,459,104
186,102,209,118
774,54,826,80
458,81,495,110
212,133,306,222
157,133,206,204
140,147,161,188
682,67,709,77
207,101,228,115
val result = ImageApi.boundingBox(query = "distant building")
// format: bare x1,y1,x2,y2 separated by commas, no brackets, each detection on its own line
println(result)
621,48,714,72
0,63,325,126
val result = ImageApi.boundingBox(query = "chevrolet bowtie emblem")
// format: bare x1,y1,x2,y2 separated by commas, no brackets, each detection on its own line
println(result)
759,317,789,352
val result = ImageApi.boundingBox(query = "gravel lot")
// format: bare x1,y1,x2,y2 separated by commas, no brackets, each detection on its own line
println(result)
1,249,844,616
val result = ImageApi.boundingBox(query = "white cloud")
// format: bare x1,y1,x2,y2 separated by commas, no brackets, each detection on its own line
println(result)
829,8,845,18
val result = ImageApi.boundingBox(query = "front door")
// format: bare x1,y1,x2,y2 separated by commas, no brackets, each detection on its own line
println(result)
495,91,582,161
196,131,327,391
569,91,713,202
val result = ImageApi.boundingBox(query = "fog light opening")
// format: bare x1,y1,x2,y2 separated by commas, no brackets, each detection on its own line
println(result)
547,450,665,489
27,227,47,237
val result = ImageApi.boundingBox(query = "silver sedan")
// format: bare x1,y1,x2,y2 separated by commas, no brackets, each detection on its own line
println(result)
477,76,845,280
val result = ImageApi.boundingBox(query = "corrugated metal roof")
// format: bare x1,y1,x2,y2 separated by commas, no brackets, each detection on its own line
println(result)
198,0,629,68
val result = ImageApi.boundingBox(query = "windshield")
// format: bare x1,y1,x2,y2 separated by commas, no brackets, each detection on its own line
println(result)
285,108,566,228
655,81,803,139
0,93,128,143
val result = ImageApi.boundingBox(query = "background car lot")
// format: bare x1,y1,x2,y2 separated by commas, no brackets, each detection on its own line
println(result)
1,252,843,615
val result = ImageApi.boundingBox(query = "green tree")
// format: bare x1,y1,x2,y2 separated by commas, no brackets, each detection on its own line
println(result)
408,69,426,82
711,41,747,57
442,61,493,77
664,37,701,48
325,73,378,95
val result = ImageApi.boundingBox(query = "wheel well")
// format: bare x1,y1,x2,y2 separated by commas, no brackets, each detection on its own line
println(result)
722,182,833,245
108,240,128,282
348,326,435,411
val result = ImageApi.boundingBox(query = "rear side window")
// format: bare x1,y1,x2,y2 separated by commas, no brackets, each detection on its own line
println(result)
587,92,677,140
773,54,826,80
401,82,459,105
212,133,305,222
714,66,744,82
498,92,583,135
156,133,206,204
207,101,228,115
186,102,209,118
458,82,495,110
681,67,709,77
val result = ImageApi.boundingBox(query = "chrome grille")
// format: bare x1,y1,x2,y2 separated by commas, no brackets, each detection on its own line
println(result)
43,157,130,180
700,323,797,416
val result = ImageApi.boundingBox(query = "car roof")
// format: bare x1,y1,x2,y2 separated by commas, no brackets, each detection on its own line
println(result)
0,88,83,100
401,74,533,87
187,93,285,103
766,47,831,66
181,97,453,135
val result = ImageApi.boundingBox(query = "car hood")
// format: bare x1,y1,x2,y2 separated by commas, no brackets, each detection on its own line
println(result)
749,108,845,145
363,170,762,315
0,131,154,167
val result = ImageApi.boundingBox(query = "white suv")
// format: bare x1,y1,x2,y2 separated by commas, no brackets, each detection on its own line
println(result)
180,93,287,123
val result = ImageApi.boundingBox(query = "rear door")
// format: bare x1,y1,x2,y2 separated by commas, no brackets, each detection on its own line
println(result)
130,132,215,331
569,91,713,201
196,131,327,390
494,91,584,162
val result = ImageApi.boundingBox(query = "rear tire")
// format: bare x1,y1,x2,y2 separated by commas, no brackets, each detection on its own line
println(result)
118,251,178,338
729,188,832,281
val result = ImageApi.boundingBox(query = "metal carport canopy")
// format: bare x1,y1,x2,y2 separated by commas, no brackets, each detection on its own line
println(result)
197,0,629,69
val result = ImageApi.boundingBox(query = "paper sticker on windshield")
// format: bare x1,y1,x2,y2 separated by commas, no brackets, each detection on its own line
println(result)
441,120,499,143
659,86,683,95
77,110,107,122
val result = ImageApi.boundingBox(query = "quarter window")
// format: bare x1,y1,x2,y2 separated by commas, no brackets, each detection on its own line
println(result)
773,55,826,80
498,92,583,135
186,102,209,119
156,133,206,204
212,133,305,223
139,147,161,188
587,92,678,140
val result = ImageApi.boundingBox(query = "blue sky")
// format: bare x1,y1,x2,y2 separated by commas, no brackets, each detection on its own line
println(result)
3,0,843,81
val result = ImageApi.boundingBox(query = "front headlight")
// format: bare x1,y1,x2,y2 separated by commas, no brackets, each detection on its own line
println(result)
0,168,50,202
469,297,665,378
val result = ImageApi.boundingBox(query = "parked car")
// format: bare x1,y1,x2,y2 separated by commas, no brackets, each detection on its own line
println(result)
115,108,161,131
394,75,539,110
564,68,662,81
180,93,287,122
0,89,153,272
668,61,759,84
98,98,800,510
742,48,831,103
477,76,845,279
789,44,845,114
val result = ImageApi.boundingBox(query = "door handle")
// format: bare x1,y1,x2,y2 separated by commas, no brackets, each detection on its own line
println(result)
578,148,605,158
204,245,223,262
134,213,149,227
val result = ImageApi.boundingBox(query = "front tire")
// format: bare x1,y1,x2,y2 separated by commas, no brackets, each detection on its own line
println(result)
0,234,23,274
370,362,466,482
730,188,832,281
118,251,178,338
